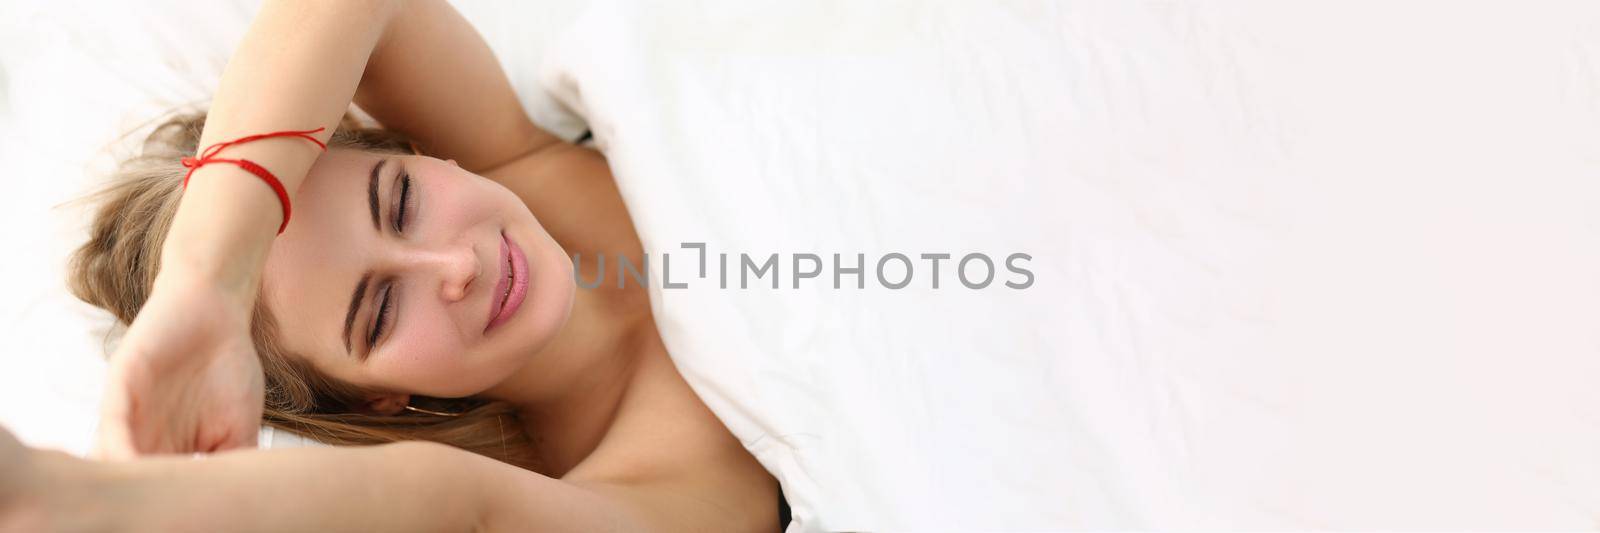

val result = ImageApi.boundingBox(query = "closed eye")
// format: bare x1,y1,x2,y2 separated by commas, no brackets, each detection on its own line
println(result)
393,167,413,234
369,164,413,355
368,282,397,352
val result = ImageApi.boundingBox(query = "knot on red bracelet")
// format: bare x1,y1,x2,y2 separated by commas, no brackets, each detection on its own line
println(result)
181,127,328,234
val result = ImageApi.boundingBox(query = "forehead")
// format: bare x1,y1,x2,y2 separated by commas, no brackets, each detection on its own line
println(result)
260,148,388,365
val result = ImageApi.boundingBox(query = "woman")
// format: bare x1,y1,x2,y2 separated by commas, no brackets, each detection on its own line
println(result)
0,0,782,530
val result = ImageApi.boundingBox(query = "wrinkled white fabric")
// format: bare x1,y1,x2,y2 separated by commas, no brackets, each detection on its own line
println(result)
536,1,1600,530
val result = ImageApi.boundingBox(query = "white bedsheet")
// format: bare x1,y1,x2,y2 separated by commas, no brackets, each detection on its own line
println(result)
2,1,1599,531
536,0,1600,530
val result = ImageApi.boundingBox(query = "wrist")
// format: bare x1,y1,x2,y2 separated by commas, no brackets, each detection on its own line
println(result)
145,272,259,330
151,254,262,308
159,168,284,299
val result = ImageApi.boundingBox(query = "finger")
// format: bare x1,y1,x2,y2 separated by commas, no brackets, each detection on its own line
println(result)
210,355,267,454
95,355,147,459
91,366,132,459
90,392,138,461
99,358,176,458
97,367,183,458
210,425,260,453
209,404,264,453
107,352,186,456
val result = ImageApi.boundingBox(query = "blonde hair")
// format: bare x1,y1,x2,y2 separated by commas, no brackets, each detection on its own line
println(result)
68,111,541,470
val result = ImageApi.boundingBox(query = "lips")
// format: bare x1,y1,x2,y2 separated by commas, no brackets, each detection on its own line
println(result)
485,231,530,333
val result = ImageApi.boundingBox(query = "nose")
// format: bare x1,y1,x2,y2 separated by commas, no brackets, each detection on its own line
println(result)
403,242,479,302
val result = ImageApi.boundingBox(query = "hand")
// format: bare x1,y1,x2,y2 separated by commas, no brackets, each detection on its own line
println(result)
93,275,265,459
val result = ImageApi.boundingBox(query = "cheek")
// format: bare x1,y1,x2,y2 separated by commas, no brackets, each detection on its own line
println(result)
371,305,477,396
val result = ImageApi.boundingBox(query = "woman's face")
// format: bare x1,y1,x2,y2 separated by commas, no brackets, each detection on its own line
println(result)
261,148,575,407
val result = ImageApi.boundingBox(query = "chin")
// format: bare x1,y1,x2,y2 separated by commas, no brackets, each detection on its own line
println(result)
507,219,576,359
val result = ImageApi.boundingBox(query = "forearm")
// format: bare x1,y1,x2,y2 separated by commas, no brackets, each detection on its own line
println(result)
89,442,629,533
99,443,463,532
355,0,560,172
164,0,406,293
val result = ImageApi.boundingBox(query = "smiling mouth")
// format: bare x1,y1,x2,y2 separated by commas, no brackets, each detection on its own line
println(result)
486,230,530,333
501,252,513,305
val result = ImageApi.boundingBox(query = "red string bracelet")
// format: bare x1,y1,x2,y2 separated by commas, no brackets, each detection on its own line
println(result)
181,127,328,234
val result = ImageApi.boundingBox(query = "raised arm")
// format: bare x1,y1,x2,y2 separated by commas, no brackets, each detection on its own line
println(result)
352,0,564,174
97,0,382,458
166,0,408,284
95,0,558,459
129,443,647,532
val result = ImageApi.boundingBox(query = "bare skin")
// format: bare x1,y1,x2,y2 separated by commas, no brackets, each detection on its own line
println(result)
0,1,778,531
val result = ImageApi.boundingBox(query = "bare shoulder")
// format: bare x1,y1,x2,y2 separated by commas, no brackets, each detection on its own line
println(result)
564,340,782,533
381,441,644,531
576,476,782,533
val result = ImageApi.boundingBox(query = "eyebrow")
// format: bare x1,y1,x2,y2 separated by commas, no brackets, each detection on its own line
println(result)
344,273,372,355
345,158,392,356
368,158,385,231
